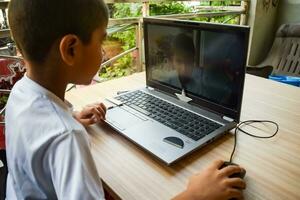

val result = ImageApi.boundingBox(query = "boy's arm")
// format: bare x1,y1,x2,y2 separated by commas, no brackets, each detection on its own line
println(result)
47,130,105,199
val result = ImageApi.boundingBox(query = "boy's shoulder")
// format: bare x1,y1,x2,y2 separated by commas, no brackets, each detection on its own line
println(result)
6,76,84,141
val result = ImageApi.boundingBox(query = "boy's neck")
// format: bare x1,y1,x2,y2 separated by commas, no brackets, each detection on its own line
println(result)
26,63,68,101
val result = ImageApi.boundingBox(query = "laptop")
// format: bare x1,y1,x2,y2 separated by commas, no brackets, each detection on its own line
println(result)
105,18,250,165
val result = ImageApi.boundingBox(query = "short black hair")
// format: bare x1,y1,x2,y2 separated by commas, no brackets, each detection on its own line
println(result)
8,0,109,64
172,33,196,69
172,33,195,57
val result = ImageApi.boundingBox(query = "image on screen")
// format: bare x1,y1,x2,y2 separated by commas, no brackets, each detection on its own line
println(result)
146,24,246,110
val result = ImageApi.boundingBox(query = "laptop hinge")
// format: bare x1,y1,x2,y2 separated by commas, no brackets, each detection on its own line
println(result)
147,86,154,91
222,116,234,122
175,89,192,103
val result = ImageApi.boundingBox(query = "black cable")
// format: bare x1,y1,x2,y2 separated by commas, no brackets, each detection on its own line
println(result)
229,120,279,163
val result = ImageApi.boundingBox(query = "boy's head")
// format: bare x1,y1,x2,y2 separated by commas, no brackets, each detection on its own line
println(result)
8,0,109,84
172,33,195,76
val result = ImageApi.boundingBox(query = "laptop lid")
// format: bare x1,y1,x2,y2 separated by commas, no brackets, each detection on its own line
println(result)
143,18,250,122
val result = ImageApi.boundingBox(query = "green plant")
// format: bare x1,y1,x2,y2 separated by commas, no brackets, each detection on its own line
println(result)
150,2,192,15
193,15,239,24
113,3,142,18
110,29,136,51
0,94,8,110
99,54,133,80
199,1,240,6
99,3,141,80
100,28,136,80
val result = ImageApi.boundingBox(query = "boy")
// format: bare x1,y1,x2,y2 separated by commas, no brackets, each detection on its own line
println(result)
6,0,246,199
169,33,201,94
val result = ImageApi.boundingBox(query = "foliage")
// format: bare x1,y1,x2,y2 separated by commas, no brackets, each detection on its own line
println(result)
110,29,136,51
109,2,192,50
99,54,133,80
100,1,241,81
199,1,240,6
112,2,192,18
98,3,140,81
193,15,240,25
150,2,192,16
112,3,142,18
0,94,8,110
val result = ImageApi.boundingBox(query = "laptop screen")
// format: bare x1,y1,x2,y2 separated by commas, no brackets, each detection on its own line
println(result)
144,18,249,121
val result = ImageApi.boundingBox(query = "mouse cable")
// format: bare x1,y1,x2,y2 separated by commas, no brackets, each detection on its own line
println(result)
229,120,279,163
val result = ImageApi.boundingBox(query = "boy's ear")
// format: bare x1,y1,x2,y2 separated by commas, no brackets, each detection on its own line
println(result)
59,34,81,66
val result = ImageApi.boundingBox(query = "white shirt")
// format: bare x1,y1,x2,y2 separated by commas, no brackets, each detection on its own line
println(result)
5,75,105,199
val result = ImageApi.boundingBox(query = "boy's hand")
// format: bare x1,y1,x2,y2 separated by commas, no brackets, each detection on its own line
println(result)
173,160,246,200
73,103,106,127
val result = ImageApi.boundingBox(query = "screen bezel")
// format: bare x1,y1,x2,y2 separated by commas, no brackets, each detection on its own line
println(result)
143,18,250,122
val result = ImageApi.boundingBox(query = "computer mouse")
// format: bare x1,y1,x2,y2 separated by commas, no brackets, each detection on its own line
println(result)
219,161,246,179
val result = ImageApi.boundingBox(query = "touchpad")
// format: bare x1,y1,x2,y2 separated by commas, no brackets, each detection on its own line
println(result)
106,106,145,131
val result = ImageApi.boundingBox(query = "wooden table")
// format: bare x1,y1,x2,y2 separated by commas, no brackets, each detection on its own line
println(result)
66,73,300,200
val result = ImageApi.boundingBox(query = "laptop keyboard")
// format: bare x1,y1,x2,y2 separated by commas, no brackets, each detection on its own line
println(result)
115,90,222,141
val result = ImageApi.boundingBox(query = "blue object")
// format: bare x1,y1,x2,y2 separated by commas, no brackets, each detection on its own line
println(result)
269,75,300,87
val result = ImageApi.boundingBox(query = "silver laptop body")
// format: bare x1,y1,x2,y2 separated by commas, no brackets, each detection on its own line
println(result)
105,18,250,165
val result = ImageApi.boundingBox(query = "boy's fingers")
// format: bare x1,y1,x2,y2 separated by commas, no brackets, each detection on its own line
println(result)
77,102,114,126
87,103,106,117
99,102,107,114
220,165,243,177
82,106,102,118
96,105,106,119
82,107,102,121
95,107,105,119
228,188,243,199
210,160,224,169
89,102,106,111
226,178,246,189
91,108,103,121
